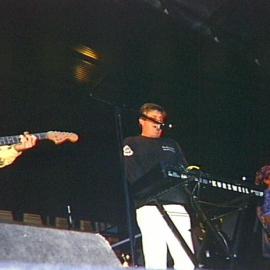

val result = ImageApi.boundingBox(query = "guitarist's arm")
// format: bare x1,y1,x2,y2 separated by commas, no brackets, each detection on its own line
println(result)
0,133,37,168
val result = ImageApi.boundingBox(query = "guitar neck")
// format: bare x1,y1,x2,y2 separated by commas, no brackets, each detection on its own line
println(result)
0,132,48,146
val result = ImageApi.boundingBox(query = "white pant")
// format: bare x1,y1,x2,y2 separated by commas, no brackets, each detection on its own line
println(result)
136,204,194,270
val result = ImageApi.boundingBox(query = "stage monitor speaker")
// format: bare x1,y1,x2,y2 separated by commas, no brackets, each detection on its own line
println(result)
0,223,121,268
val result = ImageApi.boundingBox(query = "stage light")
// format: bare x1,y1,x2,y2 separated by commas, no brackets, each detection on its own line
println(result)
72,44,101,83
74,45,100,61
73,60,95,83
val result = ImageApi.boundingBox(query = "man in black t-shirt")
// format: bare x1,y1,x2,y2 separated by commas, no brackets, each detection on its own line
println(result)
123,136,187,186
123,103,194,270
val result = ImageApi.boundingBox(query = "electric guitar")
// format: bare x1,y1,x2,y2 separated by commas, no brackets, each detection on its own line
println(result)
0,131,79,146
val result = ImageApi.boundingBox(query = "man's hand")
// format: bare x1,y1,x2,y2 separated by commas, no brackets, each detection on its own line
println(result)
14,132,37,152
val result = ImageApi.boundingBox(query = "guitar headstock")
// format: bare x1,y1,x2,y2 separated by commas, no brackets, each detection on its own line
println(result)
47,131,79,145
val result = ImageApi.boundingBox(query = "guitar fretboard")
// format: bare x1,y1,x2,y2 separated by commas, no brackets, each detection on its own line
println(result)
0,132,48,146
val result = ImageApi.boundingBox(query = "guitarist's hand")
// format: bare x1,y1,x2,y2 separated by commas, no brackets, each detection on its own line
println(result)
14,132,37,152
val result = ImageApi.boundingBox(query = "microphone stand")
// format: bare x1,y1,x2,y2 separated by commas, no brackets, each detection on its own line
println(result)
89,94,136,265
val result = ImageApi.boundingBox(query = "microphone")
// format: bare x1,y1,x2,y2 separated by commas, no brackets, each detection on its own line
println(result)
160,123,173,130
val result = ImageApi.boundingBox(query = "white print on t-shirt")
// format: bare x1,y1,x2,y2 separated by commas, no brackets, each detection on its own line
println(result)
123,145,134,156
162,145,176,153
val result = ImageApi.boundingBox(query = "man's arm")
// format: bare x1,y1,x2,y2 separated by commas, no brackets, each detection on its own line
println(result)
0,133,37,168
123,137,142,185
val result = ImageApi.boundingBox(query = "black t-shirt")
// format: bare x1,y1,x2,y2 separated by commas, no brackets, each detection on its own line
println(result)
123,135,189,206
123,135,187,185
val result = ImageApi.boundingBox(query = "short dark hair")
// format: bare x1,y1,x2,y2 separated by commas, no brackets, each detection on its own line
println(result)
139,103,167,118
255,165,270,185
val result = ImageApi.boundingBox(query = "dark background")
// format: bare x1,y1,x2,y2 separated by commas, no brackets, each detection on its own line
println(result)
0,0,270,227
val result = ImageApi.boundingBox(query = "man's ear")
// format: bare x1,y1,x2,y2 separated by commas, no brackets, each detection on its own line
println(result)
139,118,144,126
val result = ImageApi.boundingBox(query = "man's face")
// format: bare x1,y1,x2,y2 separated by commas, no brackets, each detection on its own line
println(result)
139,110,165,138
